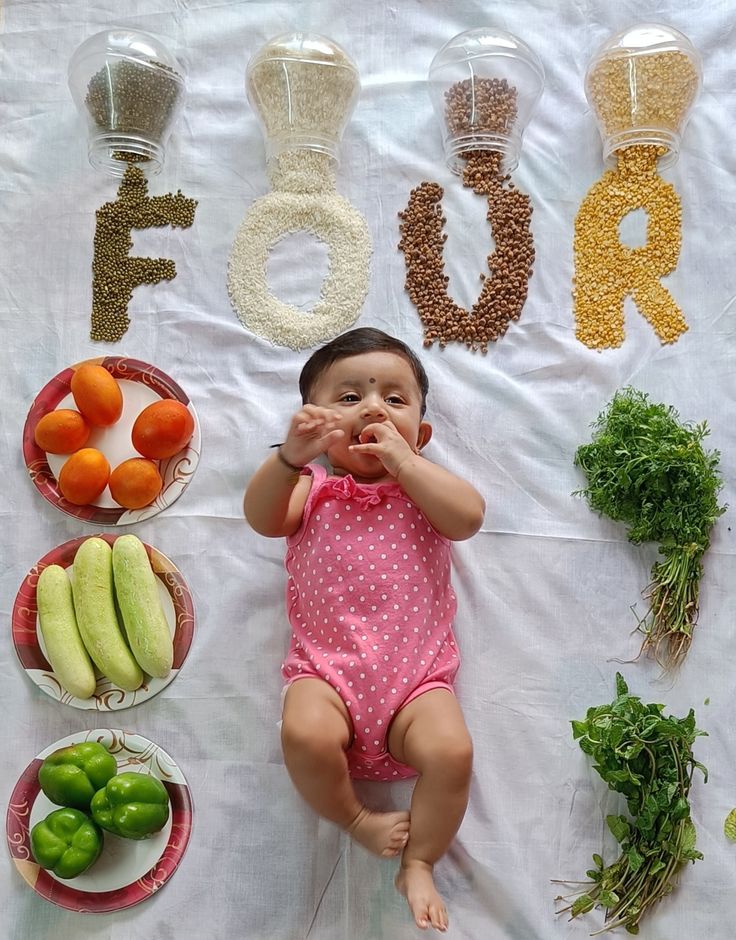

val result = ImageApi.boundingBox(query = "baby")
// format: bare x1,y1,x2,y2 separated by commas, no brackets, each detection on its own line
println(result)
244,327,485,932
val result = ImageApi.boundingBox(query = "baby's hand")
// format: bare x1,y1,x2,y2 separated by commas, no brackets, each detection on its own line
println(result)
281,405,345,467
349,421,416,478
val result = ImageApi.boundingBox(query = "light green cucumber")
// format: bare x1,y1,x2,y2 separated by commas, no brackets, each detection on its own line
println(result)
72,538,143,692
112,535,173,678
36,565,97,700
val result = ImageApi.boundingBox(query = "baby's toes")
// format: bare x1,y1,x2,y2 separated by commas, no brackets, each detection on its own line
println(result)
388,823,409,845
429,903,448,931
415,911,430,930
381,835,401,856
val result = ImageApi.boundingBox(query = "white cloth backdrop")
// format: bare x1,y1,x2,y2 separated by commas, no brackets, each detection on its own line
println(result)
2,1,735,938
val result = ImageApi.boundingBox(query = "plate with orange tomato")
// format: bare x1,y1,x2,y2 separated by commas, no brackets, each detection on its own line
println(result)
23,357,200,525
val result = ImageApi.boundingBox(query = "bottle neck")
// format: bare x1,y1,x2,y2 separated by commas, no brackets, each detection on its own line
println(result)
444,131,521,175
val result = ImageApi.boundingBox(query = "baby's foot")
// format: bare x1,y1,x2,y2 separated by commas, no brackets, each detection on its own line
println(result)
395,860,448,932
346,808,410,857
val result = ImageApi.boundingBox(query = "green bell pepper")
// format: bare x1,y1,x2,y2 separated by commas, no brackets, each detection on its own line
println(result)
38,741,118,810
30,807,103,879
91,772,170,840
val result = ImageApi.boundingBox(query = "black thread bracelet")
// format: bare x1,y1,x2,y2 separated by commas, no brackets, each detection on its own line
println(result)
269,443,304,473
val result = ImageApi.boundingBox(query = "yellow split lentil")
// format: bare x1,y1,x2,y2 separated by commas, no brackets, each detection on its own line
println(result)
587,50,699,148
573,145,686,349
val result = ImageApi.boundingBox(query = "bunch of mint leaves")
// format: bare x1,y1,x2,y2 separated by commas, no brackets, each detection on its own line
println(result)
555,673,707,935
574,388,726,670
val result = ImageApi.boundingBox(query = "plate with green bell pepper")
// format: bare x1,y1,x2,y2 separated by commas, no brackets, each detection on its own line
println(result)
30,808,104,879
6,728,193,912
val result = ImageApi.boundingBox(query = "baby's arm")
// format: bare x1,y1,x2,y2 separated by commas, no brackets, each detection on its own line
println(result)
244,405,344,537
243,454,312,537
394,455,485,541
350,422,485,541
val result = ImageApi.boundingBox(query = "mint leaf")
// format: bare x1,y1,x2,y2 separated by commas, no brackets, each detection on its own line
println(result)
681,819,697,853
724,809,736,842
626,845,645,872
571,719,587,740
571,894,595,917
607,814,631,844
566,675,707,933
599,889,620,908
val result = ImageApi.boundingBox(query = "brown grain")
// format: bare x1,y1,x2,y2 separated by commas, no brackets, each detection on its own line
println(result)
398,77,534,351
398,151,534,352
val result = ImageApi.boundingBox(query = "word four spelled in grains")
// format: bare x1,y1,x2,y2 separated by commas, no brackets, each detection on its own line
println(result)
573,146,686,349
91,165,197,342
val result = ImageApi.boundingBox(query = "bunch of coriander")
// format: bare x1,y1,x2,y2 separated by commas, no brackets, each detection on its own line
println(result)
555,673,707,935
574,388,726,670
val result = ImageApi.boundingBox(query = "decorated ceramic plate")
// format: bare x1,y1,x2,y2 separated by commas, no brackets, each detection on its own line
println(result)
6,728,193,912
12,534,195,711
22,356,201,525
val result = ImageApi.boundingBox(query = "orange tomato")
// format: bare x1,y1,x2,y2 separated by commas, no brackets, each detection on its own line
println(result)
34,409,90,454
58,448,110,505
132,400,194,460
70,364,123,428
109,458,163,510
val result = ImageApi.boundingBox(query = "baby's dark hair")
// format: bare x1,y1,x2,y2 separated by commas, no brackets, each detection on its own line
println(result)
299,328,429,416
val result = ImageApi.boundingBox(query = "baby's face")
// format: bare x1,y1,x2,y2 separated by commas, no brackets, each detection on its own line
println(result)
310,351,429,479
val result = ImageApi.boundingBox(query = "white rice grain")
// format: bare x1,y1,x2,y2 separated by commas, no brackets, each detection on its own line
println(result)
228,151,372,349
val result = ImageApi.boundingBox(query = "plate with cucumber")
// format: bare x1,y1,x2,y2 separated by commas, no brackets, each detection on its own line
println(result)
12,534,195,710
6,728,193,911
23,356,200,526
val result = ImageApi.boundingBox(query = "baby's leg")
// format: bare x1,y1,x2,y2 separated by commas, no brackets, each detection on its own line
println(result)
388,689,473,932
281,678,409,858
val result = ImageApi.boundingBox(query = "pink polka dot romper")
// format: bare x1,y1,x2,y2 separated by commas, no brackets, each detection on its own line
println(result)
282,463,460,781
